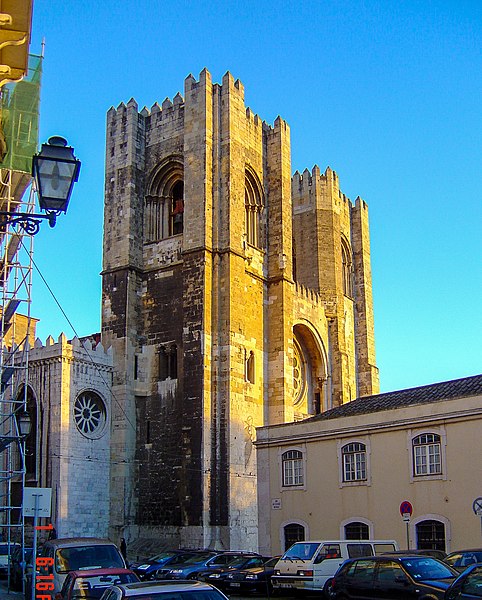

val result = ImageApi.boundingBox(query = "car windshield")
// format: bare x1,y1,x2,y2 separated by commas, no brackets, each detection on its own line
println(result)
72,573,138,598
55,545,124,574
463,567,482,595
264,557,280,567
149,552,178,562
225,556,251,568
176,553,213,565
168,553,200,564
401,557,455,580
446,552,482,567
282,543,319,561
130,591,225,600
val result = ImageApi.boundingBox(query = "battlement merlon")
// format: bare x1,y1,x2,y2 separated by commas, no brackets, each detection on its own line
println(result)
110,70,292,133
23,333,113,366
292,165,344,208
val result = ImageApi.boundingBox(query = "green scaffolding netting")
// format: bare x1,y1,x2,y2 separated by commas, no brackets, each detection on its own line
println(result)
0,54,42,174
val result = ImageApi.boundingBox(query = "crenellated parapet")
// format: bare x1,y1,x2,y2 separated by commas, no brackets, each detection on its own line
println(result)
294,281,322,304
23,332,113,369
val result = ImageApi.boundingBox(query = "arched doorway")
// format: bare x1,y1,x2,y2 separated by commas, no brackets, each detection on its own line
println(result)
344,521,370,540
416,519,446,551
292,323,328,417
283,522,305,551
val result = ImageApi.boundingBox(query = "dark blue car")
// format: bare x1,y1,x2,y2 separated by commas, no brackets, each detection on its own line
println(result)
159,552,260,581
130,551,202,580
445,563,482,600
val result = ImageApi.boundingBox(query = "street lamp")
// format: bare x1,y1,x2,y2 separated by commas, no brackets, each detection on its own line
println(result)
15,411,31,438
0,136,81,234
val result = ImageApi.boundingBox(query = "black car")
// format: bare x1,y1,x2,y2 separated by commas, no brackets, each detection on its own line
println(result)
384,549,448,561
444,550,482,574
197,555,271,588
328,554,458,600
223,556,281,594
445,563,482,599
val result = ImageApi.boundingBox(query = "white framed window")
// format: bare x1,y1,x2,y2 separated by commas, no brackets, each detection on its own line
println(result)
407,428,447,482
282,449,304,487
337,438,371,487
413,433,441,476
342,442,367,481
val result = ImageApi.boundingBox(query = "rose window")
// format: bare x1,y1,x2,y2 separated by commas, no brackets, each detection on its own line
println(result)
74,392,106,438
293,342,306,406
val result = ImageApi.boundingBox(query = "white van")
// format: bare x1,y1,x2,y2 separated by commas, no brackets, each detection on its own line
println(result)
272,539,399,596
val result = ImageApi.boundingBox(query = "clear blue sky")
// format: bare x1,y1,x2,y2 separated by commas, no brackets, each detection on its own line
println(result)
29,0,481,393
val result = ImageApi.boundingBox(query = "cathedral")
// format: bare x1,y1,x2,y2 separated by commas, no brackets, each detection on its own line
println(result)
101,68,379,552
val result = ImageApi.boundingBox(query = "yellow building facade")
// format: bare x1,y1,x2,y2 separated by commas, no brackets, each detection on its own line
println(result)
255,374,482,554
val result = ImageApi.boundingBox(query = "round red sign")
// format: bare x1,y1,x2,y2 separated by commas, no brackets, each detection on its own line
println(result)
400,500,413,516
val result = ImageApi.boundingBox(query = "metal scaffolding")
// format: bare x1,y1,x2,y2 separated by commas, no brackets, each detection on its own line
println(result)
0,168,34,583
0,53,41,591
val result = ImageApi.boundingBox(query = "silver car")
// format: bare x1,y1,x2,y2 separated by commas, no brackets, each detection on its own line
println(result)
99,580,230,600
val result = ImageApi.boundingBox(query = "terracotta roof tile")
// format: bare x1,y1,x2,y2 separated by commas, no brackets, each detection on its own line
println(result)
306,374,482,422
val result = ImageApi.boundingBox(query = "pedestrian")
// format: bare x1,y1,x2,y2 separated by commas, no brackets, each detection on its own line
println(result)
120,537,127,561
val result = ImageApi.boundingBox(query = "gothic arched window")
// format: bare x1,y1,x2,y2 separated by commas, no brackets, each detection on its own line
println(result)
245,169,264,248
159,344,178,381
145,158,184,242
16,385,37,481
341,237,354,297
170,180,184,236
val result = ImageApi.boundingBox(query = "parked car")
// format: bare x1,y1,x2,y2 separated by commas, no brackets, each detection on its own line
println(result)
130,551,202,580
196,554,270,586
157,551,260,580
153,551,218,579
272,539,399,596
445,563,482,599
98,579,230,600
384,549,448,561
445,550,482,573
0,542,20,577
9,545,33,590
223,555,281,594
328,554,458,600
33,537,127,596
55,568,139,600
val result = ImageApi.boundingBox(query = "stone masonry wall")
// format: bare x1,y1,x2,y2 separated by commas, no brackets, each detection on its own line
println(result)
17,335,113,538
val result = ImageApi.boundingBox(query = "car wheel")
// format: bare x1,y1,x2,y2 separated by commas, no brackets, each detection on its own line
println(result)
323,578,333,598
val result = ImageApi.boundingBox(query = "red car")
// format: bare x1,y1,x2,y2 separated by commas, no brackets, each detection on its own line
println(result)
55,568,139,600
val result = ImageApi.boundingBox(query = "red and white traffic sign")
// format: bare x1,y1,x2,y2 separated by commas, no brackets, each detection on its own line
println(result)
400,500,413,517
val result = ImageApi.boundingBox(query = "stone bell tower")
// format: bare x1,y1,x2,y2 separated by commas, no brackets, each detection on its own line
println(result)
101,69,378,551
